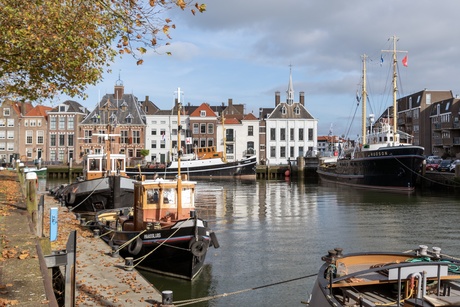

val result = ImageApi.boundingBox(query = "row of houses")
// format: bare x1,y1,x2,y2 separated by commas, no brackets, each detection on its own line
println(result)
0,71,318,167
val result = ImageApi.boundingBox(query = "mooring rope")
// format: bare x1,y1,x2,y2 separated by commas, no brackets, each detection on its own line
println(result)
173,273,318,306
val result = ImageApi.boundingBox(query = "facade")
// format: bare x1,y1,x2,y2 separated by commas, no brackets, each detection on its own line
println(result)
22,105,53,163
430,97,460,158
188,103,218,150
0,99,33,165
260,70,318,165
78,80,146,166
397,90,453,153
47,100,89,163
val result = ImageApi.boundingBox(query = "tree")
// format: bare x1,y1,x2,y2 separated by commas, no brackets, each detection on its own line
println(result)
0,0,205,102
140,149,150,158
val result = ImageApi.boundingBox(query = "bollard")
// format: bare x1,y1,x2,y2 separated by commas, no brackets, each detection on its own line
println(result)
93,229,100,238
111,245,119,257
80,217,86,226
162,290,173,306
125,257,134,271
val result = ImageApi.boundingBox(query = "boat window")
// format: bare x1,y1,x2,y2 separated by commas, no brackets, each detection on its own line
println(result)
147,189,160,204
163,188,176,204
89,159,100,171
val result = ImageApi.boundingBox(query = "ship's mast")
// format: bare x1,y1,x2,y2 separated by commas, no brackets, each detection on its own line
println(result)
361,54,367,144
382,35,407,145
176,87,183,218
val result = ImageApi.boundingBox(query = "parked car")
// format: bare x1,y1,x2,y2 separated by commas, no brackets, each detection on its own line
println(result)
437,159,453,172
449,159,460,173
426,155,441,163
425,159,441,171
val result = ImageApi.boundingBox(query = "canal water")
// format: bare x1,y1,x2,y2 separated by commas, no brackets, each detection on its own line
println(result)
43,178,460,306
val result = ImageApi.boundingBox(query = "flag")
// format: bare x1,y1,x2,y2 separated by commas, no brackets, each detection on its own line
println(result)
186,137,192,144
380,55,384,66
161,131,166,141
356,90,361,104
402,55,408,67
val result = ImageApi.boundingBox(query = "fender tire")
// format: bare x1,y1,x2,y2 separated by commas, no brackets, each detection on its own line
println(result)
127,237,142,255
67,192,76,205
189,237,208,257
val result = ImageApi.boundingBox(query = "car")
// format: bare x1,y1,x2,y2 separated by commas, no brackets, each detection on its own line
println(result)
426,161,440,171
437,159,453,172
449,159,460,172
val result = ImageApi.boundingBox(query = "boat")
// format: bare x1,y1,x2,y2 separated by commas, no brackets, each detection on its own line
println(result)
58,150,135,212
307,245,460,306
317,37,425,192
94,101,219,280
23,166,47,177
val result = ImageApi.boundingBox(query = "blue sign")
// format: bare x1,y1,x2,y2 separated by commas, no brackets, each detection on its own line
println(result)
50,207,58,242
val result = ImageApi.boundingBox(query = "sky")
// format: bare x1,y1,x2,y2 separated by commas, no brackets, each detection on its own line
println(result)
54,0,460,137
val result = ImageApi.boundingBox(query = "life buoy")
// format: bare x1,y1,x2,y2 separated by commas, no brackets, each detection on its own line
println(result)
189,237,208,257
127,237,142,255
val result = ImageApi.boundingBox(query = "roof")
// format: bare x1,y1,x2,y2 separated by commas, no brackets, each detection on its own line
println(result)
267,102,315,119
189,103,217,117
25,105,53,117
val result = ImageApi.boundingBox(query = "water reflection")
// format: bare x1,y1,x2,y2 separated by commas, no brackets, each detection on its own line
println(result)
42,177,460,306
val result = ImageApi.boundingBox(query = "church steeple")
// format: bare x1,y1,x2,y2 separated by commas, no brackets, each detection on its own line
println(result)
286,64,294,105
114,70,124,100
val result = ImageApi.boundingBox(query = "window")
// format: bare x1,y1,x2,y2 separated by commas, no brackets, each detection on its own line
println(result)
207,139,213,147
151,140,157,149
0,143,4,150
26,131,33,144
68,134,74,146
280,128,286,141
200,110,206,117
3,108,10,116
299,128,304,141
58,149,65,161
308,128,313,141
200,124,206,134
290,146,294,158
294,106,300,115
0,131,4,139
226,129,234,142
290,128,294,141
59,105,66,112
7,119,14,127
280,146,286,158
281,106,286,115
50,150,56,161
50,117,56,130
200,138,206,147
121,130,128,144
59,134,65,146
299,146,304,157
207,123,214,134
171,129,177,136
30,120,36,127
248,126,254,136
67,117,74,129
226,144,234,154
193,124,199,134
24,120,28,127
132,131,140,144
270,128,276,141
59,117,65,129
270,146,276,158
37,131,44,144
151,129,157,136
7,131,14,139
50,134,56,146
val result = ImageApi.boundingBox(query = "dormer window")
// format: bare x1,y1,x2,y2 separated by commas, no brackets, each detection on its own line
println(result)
294,106,300,115
59,105,67,112
92,113,100,124
125,114,133,124
200,110,206,117
110,113,117,125
281,106,287,115
121,100,128,111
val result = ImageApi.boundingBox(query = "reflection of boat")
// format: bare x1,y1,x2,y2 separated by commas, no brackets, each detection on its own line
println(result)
23,167,47,177
307,245,460,306
95,101,219,280
126,146,257,180
58,145,134,212
317,37,424,192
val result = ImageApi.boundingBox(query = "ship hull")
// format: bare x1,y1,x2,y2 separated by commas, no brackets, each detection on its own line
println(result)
317,146,425,191
127,156,257,179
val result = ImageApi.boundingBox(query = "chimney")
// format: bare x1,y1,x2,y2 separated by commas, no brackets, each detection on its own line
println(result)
228,98,233,108
275,91,280,106
114,82,124,100
299,91,305,106
145,95,149,103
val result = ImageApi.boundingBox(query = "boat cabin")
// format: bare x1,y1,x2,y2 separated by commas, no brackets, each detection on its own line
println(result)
83,153,127,180
131,178,197,231
195,146,223,160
